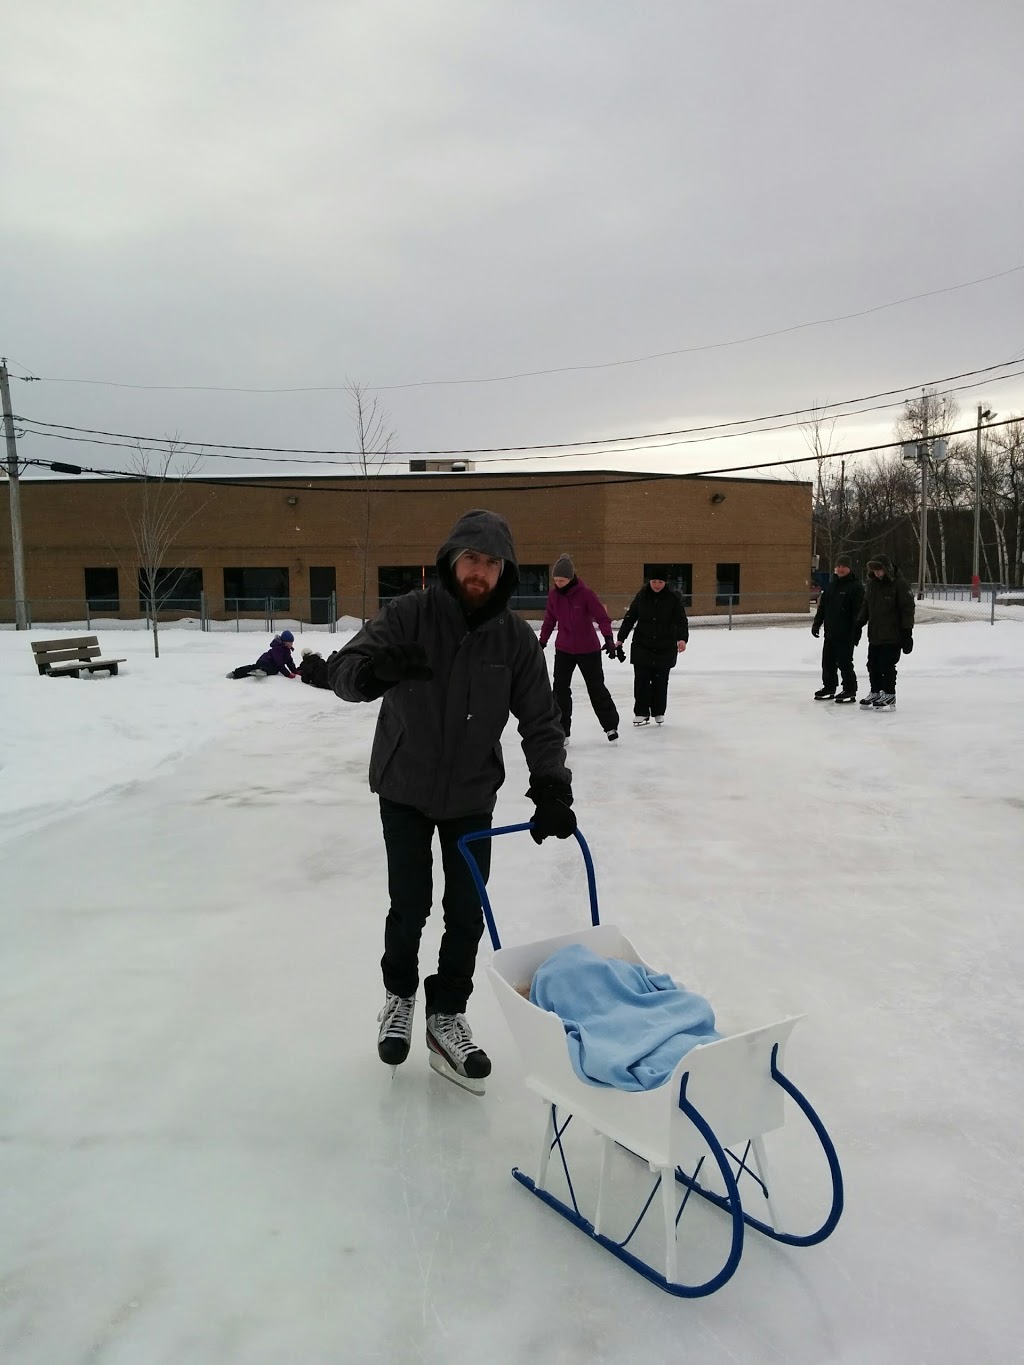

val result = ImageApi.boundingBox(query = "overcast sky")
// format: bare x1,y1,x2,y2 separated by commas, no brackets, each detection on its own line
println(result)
3,0,1023,484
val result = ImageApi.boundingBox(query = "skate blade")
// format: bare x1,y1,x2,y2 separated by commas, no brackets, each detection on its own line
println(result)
428,1050,486,1096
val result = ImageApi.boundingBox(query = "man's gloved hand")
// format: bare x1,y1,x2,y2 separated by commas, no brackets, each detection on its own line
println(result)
811,625,821,638
603,639,616,658
371,642,434,684
901,631,914,654
530,796,577,845
853,627,862,647
615,642,626,663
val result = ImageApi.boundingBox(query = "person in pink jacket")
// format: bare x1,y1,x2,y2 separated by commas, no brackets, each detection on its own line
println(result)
539,554,620,743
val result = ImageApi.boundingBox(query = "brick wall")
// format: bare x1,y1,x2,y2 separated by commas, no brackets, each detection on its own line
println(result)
0,471,811,619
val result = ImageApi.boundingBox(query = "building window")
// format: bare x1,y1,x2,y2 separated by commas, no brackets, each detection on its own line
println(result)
643,562,692,606
84,567,119,612
223,567,290,612
378,565,438,604
716,562,740,606
508,564,549,610
138,567,204,612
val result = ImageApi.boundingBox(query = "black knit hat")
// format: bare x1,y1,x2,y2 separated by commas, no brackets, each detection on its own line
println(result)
835,555,853,569
647,564,670,581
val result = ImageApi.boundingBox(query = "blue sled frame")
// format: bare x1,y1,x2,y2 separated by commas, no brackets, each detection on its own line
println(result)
458,823,845,1298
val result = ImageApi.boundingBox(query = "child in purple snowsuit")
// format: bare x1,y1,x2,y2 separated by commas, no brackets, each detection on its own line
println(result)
539,554,619,742
227,630,299,680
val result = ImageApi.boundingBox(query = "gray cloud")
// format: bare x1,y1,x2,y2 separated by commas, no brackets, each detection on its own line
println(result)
3,0,1023,480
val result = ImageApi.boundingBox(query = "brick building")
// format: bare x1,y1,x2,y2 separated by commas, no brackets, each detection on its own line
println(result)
1,468,812,623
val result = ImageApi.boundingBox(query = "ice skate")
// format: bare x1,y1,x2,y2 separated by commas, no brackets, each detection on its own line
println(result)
605,728,618,742
377,991,416,1073
814,687,836,700
859,692,880,707
653,715,665,725
425,1012,491,1096
633,716,649,727
833,691,857,704
872,692,896,709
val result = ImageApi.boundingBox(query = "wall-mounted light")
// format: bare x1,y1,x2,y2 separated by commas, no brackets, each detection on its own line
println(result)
286,496,298,506
710,492,726,504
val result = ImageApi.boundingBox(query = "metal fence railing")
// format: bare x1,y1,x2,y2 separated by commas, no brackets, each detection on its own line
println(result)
3,586,1022,631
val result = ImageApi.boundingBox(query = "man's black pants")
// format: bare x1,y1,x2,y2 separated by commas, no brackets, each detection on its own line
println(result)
552,649,619,735
378,796,492,1016
867,642,900,695
821,636,857,694
633,665,672,719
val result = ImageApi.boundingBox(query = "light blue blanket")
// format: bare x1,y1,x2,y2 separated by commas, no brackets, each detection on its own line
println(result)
529,943,721,1091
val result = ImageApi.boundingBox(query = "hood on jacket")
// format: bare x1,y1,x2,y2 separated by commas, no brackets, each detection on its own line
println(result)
436,508,520,616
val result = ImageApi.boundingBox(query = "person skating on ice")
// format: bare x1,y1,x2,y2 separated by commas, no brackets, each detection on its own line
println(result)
616,567,689,725
811,556,864,703
538,553,620,743
855,556,915,709
329,509,575,1093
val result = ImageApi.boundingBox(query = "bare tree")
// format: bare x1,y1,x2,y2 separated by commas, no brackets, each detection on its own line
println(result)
802,403,849,571
347,382,395,623
122,440,210,658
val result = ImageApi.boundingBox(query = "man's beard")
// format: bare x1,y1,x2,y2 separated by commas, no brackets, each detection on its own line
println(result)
456,576,494,608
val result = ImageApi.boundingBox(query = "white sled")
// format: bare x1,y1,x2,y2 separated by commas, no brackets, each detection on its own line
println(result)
458,824,844,1298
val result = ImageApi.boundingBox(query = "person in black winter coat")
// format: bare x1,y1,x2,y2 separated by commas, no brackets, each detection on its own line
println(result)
615,566,689,725
811,556,865,702
328,508,574,1093
854,555,915,708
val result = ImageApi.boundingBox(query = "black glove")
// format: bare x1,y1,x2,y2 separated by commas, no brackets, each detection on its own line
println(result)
811,625,821,639
901,631,914,654
531,797,577,845
853,627,862,647
615,643,626,663
370,642,433,684
603,639,616,658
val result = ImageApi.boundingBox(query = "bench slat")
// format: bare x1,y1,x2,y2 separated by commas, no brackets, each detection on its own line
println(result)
35,646,102,663
48,656,127,673
32,636,101,653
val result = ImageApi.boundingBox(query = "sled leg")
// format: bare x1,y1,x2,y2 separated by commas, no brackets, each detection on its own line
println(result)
594,1135,614,1237
750,1137,780,1231
659,1167,678,1284
535,1103,556,1192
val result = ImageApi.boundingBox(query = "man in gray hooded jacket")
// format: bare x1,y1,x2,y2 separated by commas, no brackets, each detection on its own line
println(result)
329,509,575,1093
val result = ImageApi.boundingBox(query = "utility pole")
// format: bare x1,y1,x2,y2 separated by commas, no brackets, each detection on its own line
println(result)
0,358,28,630
972,404,996,598
917,393,929,602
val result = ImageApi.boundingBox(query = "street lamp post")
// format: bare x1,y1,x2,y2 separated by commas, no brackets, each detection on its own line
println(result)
972,405,996,599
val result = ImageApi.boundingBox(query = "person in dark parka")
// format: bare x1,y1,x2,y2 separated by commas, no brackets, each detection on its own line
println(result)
615,566,689,725
226,630,299,680
855,555,915,708
811,556,865,702
329,508,575,1092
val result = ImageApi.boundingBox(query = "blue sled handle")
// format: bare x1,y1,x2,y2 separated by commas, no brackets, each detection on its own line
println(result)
457,823,600,952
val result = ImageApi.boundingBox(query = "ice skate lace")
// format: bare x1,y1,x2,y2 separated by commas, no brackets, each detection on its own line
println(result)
429,1013,479,1060
378,994,414,1039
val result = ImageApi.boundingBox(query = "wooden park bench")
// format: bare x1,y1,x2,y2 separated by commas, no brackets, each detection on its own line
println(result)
31,635,127,679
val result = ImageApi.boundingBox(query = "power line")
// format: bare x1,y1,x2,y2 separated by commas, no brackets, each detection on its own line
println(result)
15,262,1024,393
18,415,1022,495
15,359,1024,464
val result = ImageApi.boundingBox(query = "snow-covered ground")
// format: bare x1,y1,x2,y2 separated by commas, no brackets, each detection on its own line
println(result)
1,621,1022,1364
